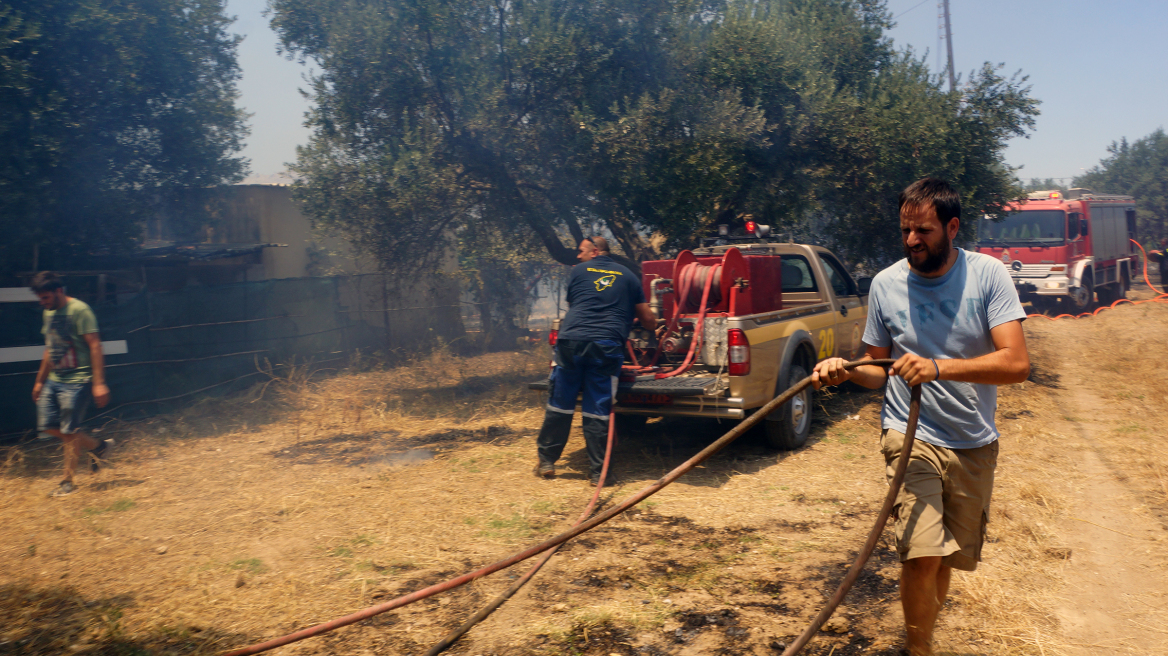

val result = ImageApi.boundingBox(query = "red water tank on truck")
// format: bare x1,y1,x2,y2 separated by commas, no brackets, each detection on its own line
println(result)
976,189,1138,312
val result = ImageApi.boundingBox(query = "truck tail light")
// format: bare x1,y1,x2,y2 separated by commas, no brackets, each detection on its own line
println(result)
548,329,558,346
728,329,750,376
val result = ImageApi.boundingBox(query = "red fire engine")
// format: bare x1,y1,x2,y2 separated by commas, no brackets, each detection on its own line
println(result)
977,189,1137,312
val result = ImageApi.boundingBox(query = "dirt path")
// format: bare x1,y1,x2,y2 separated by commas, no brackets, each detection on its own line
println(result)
1044,374,1168,654
1021,296,1168,655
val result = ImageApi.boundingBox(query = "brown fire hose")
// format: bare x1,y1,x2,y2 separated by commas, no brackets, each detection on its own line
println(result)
781,380,920,655
221,358,905,656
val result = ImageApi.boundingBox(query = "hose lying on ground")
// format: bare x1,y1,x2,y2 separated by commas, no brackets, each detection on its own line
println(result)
1027,239,1168,320
221,359,898,656
780,383,921,656
422,411,619,656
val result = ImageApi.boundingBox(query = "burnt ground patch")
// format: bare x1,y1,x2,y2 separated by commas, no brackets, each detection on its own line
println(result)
542,620,638,655
0,584,247,656
268,425,515,466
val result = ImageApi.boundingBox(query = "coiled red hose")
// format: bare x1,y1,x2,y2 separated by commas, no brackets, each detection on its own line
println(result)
656,262,720,379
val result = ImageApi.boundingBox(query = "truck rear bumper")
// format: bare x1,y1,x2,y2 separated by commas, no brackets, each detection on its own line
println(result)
615,403,745,420
528,374,742,419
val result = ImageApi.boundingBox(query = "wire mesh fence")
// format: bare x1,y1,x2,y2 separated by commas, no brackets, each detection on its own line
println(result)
0,273,464,439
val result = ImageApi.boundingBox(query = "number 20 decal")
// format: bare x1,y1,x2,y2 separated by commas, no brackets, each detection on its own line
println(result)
817,328,835,359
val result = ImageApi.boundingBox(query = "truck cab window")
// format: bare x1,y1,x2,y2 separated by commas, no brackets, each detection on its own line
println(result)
780,256,818,292
818,253,858,297
1067,212,1081,240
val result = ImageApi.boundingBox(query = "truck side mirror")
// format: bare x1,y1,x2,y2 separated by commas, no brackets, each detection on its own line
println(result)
857,276,872,295
1081,218,1089,237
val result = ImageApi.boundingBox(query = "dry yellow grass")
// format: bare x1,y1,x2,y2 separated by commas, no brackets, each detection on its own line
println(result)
1,300,1166,655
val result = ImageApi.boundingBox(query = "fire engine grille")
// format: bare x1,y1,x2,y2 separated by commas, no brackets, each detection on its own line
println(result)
1001,261,1054,278
528,375,721,397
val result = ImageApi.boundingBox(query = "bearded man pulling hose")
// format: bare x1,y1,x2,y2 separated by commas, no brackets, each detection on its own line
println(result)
812,178,1030,655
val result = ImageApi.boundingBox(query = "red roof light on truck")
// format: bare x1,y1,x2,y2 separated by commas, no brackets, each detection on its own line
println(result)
728,328,750,376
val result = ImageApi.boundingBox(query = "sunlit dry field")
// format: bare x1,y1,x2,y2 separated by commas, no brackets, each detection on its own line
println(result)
2,290,1166,656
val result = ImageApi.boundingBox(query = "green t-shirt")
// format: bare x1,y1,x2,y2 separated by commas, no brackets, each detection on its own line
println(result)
42,298,99,384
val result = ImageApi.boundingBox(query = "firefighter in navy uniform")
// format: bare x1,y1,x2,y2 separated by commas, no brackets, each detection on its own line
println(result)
536,237,657,485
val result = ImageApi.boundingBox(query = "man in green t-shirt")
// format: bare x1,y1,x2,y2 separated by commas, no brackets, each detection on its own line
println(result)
31,272,114,497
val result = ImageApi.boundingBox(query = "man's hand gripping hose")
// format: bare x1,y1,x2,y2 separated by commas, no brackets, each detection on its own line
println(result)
221,359,905,656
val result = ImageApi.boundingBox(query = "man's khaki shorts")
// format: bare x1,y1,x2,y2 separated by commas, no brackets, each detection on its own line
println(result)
880,429,998,572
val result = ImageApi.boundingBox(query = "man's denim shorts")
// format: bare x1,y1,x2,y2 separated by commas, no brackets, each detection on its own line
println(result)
37,379,92,438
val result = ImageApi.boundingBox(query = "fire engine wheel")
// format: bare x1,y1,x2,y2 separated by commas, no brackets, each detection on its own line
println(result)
763,364,812,450
1068,272,1093,313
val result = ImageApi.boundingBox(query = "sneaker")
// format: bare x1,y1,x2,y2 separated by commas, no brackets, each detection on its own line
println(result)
51,481,75,497
533,462,555,479
90,438,115,472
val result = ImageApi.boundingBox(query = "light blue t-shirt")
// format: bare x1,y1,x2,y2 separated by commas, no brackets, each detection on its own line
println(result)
863,249,1026,449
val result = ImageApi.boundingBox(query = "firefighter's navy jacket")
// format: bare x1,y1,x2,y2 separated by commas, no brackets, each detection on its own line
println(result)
557,255,646,345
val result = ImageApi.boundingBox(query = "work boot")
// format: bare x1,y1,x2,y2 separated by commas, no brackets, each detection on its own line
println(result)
533,462,555,478
589,472,619,487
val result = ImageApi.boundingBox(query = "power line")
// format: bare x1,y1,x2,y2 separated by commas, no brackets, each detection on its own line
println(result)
892,0,929,19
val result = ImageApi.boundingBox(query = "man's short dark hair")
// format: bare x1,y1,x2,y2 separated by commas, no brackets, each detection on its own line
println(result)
899,177,961,225
30,271,64,294
586,236,610,253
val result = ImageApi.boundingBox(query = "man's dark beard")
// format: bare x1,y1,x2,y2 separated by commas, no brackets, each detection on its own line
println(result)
905,232,951,274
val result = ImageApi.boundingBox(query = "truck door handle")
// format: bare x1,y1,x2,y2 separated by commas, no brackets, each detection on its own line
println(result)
839,305,848,317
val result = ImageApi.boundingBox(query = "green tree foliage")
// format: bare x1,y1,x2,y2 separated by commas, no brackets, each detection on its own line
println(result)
1074,129,1168,243
273,0,1037,270
0,0,248,273
1022,178,1066,193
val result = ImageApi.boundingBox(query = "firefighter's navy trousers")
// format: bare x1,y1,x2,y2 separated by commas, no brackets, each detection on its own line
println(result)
536,338,624,478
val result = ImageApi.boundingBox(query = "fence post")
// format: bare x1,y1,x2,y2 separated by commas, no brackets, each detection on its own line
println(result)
381,274,392,356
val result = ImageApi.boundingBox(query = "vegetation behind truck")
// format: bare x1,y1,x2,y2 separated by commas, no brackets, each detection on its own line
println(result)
535,235,869,450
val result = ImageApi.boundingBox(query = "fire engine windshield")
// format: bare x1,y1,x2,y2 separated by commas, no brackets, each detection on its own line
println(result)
977,210,1067,245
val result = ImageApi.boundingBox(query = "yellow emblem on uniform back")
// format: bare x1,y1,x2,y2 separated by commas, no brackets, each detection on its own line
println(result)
595,274,616,291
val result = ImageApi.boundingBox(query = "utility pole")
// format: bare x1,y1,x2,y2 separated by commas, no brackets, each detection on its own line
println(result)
942,0,956,93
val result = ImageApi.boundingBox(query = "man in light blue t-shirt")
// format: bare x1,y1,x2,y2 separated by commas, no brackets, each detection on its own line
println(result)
812,178,1029,656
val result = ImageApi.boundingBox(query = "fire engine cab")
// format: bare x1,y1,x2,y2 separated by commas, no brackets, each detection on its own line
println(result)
977,189,1137,312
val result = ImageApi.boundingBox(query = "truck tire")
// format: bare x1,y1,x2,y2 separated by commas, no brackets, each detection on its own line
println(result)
763,364,812,450
1068,271,1093,313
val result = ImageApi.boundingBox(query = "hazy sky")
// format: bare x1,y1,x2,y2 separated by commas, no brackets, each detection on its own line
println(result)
228,0,1168,183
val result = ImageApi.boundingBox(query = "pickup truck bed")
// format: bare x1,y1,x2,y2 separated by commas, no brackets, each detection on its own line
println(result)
529,242,870,448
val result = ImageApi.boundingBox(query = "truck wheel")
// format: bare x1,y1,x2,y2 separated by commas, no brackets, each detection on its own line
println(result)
614,414,648,434
1068,272,1093,313
763,364,812,450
